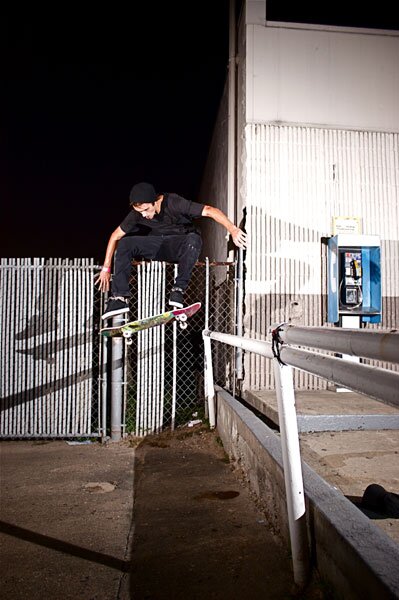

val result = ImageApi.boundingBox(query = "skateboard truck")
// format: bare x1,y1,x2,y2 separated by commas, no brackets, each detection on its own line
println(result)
122,330,134,345
175,313,188,329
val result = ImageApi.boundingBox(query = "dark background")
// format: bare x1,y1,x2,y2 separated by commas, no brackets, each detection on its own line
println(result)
3,2,398,261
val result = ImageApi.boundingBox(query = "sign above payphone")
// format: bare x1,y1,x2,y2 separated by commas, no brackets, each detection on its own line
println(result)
332,216,362,235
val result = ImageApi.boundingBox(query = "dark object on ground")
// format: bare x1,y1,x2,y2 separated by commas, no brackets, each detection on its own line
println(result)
361,484,399,518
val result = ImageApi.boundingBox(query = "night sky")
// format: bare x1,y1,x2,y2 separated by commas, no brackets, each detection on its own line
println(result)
4,2,398,262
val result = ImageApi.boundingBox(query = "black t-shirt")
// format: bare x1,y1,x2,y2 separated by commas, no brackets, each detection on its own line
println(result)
120,193,205,236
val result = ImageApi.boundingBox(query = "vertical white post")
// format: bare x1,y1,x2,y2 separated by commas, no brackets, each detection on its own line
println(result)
273,359,310,588
235,247,244,380
336,315,361,392
203,333,216,429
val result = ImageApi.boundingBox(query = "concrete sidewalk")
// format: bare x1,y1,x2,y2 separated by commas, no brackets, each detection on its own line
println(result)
0,429,330,600
0,440,135,600
245,390,399,545
4,388,398,599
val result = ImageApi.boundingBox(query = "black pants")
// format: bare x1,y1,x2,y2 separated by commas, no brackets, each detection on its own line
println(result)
111,233,202,297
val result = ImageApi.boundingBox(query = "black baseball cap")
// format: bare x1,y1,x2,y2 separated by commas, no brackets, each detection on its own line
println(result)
129,182,157,205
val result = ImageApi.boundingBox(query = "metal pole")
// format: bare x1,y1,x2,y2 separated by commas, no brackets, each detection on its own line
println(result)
100,320,108,440
273,359,310,587
278,325,399,364
204,258,210,415
171,264,178,430
227,0,236,258
136,263,142,436
160,262,166,432
206,330,274,359
110,314,124,441
280,345,399,408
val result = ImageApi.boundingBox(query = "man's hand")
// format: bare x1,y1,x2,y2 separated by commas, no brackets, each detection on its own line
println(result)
202,205,247,249
95,227,126,292
95,270,111,293
230,226,247,249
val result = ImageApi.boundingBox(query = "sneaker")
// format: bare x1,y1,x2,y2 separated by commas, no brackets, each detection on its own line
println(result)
102,296,129,320
168,287,184,308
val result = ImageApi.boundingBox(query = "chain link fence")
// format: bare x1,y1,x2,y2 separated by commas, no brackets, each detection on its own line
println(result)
124,260,236,436
0,258,237,439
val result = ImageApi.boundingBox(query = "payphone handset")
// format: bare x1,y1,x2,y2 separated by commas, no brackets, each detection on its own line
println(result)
339,249,363,309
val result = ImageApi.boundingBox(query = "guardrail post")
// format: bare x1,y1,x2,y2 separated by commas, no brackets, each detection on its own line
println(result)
203,332,216,429
235,248,244,380
273,358,310,588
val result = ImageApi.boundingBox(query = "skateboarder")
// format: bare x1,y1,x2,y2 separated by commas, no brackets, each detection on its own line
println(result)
96,182,246,320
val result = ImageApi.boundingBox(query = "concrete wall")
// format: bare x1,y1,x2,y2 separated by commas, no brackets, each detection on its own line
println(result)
215,386,399,599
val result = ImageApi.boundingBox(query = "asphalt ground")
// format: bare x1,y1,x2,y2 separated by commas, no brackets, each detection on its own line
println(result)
0,427,332,600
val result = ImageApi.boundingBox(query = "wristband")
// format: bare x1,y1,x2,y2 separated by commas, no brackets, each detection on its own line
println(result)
101,266,111,273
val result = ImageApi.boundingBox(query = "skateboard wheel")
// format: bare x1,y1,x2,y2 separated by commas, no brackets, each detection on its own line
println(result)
179,322,188,330
123,331,132,339
177,314,188,322
126,338,133,346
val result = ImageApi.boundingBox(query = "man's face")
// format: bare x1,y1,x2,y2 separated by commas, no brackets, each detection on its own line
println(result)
133,203,156,220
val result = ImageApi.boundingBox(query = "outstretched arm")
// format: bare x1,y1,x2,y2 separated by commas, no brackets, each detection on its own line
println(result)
95,226,126,292
201,205,247,249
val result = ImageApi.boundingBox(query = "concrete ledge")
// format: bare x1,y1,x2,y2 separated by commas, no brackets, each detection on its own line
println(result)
215,386,399,600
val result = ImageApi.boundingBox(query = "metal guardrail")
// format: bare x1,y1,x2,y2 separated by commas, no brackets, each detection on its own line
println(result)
202,324,399,588
277,324,399,365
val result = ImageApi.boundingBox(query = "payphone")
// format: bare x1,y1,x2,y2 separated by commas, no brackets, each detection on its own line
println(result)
327,234,381,324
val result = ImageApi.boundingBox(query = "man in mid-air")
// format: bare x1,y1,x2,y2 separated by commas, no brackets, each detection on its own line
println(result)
96,181,246,320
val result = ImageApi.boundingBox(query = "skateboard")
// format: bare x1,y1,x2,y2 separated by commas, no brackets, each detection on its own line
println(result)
100,302,201,344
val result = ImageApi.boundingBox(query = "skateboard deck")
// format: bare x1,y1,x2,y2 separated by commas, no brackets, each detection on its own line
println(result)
100,302,201,342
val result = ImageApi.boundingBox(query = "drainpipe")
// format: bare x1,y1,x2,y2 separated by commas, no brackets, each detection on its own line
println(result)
229,1,244,385
227,0,236,261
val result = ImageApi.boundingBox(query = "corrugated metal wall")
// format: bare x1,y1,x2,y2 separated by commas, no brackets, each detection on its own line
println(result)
243,124,399,390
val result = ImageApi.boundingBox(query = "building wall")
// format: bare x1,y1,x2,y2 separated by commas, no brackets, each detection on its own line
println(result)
246,2,399,132
199,1,399,391
243,124,399,390
241,4,399,389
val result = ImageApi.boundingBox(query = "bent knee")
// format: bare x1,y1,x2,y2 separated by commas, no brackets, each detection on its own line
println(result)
186,233,202,251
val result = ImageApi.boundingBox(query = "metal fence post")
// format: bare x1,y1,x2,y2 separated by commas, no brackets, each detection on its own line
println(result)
111,314,125,441
204,258,210,419
273,358,310,587
101,335,108,440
